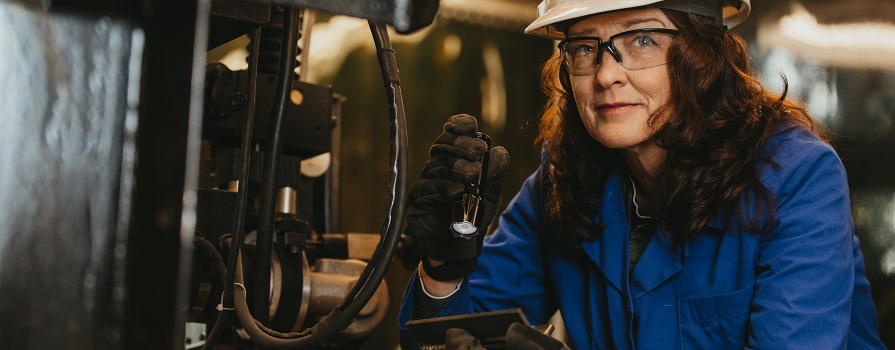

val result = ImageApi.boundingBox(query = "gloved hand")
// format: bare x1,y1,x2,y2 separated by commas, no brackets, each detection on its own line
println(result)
504,323,570,350
445,328,486,350
443,323,570,350
407,114,509,281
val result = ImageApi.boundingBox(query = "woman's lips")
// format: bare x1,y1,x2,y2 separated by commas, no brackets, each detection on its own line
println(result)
596,103,638,115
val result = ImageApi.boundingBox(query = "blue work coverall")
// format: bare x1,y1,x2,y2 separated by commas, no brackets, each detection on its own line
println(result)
398,126,886,349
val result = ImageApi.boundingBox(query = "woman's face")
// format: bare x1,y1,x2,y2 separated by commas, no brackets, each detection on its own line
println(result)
567,8,674,151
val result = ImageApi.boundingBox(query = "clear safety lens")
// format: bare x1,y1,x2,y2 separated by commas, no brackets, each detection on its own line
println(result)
560,28,679,75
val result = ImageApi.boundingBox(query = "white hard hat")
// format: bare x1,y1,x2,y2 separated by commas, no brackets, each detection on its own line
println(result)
525,0,751,39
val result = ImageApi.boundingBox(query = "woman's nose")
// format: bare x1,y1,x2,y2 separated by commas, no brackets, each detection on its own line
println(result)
593,49,627,89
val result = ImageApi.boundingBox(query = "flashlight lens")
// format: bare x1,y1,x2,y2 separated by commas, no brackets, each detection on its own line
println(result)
451,221,478,238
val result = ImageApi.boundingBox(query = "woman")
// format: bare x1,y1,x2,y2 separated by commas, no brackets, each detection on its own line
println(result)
399,0,886,349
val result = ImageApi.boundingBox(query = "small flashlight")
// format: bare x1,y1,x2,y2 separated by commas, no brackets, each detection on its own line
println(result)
450,132,491,240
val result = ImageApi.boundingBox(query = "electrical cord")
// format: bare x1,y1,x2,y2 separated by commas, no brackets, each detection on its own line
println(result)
201,25,263,350
334,21,407,311
334,18,408,326
254,6,301,324
193,236,228,285
226,20,409,348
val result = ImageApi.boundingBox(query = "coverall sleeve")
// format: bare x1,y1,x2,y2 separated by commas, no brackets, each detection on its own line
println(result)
747,138,855,349
468,169,556,322
397,169,554,349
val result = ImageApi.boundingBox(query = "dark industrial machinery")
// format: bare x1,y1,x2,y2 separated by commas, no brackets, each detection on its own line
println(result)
0,0,554,348
0,0,432,349
184,1,436,349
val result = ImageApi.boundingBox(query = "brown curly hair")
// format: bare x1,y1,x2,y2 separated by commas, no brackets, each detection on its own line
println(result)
535,10,827,244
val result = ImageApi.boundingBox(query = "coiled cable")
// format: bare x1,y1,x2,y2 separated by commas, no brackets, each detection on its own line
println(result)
218,20,409,349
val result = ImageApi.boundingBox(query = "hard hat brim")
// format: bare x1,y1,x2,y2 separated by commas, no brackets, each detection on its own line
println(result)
524,0,665,39
524,0,751,39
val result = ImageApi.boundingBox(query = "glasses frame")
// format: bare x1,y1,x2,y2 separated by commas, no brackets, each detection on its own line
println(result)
558,28,680,73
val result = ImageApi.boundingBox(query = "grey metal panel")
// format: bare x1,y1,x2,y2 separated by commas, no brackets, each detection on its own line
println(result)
0,0,209,348
0,4,140,349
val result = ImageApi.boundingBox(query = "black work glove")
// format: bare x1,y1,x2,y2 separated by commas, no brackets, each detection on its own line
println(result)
407,114,509,281
443,323,569,350
445,328,486,350
504,323,571,350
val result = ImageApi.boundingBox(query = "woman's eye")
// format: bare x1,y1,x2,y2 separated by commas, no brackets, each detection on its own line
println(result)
632,35,658,47
569,43,595,57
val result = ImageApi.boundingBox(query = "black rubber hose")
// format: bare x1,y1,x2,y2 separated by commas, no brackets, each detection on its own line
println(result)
336,20,407,310
201,26,263,350
254,6,299,324
228,21,409,348
193,236,228,284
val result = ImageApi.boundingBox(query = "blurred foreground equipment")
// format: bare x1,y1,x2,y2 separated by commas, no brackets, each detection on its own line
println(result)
0,0,435,349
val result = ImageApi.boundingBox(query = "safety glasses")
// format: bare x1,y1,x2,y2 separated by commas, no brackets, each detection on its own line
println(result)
559,28,679,75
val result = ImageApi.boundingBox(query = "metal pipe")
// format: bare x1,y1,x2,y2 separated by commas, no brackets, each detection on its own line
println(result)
276,186,298,215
